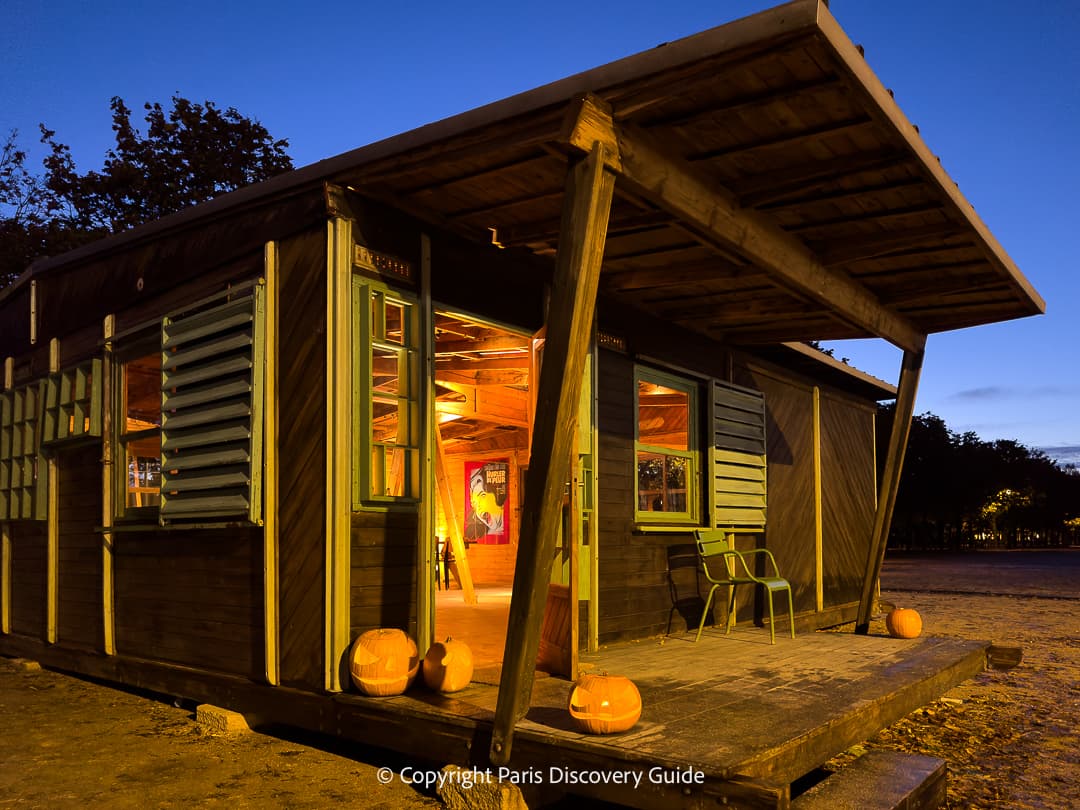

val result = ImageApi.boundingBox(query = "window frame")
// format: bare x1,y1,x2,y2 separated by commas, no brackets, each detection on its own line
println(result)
113,334,163,521
633,364,700,526
352,278,421,507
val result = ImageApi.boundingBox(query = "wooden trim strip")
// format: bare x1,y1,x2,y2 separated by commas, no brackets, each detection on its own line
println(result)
325,218,353,692
102,316,115,654
813,386,824,612
263,243,280,686
46,338,59,643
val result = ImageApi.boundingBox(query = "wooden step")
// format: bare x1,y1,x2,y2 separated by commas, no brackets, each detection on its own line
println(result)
792,750,946,810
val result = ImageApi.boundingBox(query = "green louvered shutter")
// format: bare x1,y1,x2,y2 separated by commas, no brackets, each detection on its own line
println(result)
0,383,47,520
42,359,103,446
159,285,265,524
710,380,767,529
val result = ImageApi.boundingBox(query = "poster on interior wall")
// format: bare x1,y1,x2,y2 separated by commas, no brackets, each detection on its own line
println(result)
463,459,510,544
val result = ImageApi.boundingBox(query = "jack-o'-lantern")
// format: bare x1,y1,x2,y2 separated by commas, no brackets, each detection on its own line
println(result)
349,628,419,696
567,673,642,734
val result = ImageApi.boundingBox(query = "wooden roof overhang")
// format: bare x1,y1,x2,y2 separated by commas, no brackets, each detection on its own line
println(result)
10,1,1042,356
312,0,1043,353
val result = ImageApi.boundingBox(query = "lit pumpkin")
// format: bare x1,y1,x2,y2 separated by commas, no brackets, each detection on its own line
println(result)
886,608,923,639
568,674,642,734
422,637,474,693
349,628,419,696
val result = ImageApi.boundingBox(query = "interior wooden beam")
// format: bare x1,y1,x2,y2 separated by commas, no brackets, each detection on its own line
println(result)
597,108,925,352
856,348,923,633
434,425,476,605
491,133,615,766
435,336,530,354
435,368,528,387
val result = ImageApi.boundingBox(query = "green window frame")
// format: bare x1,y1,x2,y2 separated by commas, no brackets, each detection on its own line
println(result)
115,338,163,518
353,279,420,506
634,365,698,525
112,282,266,525
0,382,47,520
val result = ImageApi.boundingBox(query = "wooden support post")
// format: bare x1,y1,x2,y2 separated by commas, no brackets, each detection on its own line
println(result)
417,233,435,655
325,217,353,691
2,357,11,635
46,338,59,644
490,133,616,766
434,425,476,605
263,243,280,685
567,424,580,678
856,348,924,633
813,386,824,613
101,317,115,654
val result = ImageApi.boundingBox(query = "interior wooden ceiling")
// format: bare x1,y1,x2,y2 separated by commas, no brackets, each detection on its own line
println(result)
329,0,1043,348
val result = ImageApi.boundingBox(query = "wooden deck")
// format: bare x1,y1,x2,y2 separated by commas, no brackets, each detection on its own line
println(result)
1,627,988,809
377,627,987,807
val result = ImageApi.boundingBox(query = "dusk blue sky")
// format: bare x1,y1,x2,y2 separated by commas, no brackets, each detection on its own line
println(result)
3,0,1077,458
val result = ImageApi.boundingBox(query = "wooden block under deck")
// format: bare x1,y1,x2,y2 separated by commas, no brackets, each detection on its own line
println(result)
791,750,946,810
986,644,1023,670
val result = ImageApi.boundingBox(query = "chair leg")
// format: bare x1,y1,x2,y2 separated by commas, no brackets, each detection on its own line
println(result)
765,589,776,645
695,585,719,643
726,586,737,634
786,586,795,639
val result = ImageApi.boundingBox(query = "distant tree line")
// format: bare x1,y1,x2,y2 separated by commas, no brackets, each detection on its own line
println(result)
1,95,293,289
879,404,1080,550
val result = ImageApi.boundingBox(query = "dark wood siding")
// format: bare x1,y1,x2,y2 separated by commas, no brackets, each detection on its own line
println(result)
733,364,817,614
350,509,419,635
820,392,876,606
596,350,675,643
57,445,103,650
276,226,328,690
113,527,262,676
9,522,46,637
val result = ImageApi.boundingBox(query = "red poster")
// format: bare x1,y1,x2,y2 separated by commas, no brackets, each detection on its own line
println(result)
463,459,510,544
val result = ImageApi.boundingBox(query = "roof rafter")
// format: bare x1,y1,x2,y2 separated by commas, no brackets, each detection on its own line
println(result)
562,94,926,352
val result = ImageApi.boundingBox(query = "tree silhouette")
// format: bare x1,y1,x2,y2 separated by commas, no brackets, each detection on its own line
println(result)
1,95,293,288
880,404,1080,549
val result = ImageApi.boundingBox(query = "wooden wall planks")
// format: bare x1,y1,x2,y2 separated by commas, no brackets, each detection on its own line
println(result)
276,226,329,690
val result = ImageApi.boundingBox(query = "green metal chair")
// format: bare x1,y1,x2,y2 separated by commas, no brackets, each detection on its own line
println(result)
693,528,795,644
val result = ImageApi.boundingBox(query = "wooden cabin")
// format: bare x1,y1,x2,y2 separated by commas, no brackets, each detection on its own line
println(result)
0,1,1043,806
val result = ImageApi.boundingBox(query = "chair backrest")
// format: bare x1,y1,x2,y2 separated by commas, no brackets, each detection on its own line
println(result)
694,528,731,557
694,529,736,582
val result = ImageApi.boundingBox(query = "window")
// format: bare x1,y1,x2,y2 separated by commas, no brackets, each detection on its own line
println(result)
119,350,162,512
635,367,697,523
112,282,266,524
354,281,420,504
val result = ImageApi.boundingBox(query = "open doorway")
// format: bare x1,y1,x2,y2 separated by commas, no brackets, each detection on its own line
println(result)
432,311,533,672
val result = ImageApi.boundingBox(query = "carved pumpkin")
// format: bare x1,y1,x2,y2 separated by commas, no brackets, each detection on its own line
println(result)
568,673,642,734
422,637,474,693
886,608,923,639
349,628,419,696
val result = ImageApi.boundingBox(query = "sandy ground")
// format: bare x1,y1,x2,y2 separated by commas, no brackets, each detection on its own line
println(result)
858,550,1080,809
2,550,1076,809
